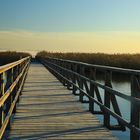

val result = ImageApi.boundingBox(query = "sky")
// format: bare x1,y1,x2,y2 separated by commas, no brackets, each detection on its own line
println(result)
0,0,140,54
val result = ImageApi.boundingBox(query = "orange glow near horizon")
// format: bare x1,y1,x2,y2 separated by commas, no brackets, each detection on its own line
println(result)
0,31,140,54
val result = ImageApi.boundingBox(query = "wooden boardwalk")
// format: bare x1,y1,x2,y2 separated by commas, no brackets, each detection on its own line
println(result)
8,62,116,140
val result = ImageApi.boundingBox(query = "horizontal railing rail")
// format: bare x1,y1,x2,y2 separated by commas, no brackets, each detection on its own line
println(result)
0,56,31,139
43,57,140,75
39,56,140,140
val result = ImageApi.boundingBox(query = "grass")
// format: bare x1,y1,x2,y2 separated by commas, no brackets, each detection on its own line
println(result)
0,51,31,66
36,51,140,70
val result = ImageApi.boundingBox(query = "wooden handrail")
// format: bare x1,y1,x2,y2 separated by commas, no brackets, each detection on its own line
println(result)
0,56,30,74
43,59,140,104
0,56,31,139
40,57,140,140
0,60,30,108
45,56,140,75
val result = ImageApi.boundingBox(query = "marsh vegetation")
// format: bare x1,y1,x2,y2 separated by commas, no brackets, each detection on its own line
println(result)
0,51,31,66
36,51,140,70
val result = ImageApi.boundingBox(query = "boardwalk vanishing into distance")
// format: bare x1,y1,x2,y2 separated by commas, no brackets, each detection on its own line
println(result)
1,56,140,140
8,62,116,140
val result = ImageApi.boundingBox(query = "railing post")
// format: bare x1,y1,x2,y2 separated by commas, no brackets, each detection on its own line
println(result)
56,60,60,80
130,75,140,140
17,64,21,102
61,61,65,86
19,63,22,95
63,61,67,86
79,65,84,102
0,73,4,127
5,68,13,130
67,63,72,90
104,70,112,128
89,68,96,112
59,61,63,84
13,65,18,114
65,62,69,89
20,62,28,93
72,64,77,95
64,62,71,89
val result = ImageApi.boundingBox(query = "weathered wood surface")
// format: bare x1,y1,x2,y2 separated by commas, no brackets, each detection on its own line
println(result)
8,62,117,140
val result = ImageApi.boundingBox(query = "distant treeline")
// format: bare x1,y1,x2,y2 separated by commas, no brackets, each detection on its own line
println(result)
36,51,140,70
0,51,31,66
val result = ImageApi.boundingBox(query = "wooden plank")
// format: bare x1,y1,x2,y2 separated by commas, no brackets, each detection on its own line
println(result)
8,62,117,140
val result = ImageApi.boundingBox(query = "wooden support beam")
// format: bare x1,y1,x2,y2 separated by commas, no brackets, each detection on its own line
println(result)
79,65,84,102
130,75,140,140
104,70,111,128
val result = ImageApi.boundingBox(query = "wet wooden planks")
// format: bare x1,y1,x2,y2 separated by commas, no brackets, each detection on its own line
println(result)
8,62,117,140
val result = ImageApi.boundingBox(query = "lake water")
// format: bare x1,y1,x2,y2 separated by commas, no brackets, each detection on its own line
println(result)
77,79,131,140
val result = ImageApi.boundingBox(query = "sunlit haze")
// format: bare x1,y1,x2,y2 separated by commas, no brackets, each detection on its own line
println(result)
0,0,140,55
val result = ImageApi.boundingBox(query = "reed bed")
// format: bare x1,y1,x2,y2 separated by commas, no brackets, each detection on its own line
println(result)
36,51,140,70
0,51,31,66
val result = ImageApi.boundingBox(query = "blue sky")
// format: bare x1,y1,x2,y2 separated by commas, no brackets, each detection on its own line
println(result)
0,0,140,53
0,0,140,32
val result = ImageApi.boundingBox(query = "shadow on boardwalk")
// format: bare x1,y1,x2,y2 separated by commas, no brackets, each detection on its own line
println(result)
8,62,116,140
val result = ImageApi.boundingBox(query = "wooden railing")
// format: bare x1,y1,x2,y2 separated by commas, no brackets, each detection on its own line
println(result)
0,56,30,139
40,57,140,140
